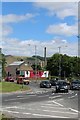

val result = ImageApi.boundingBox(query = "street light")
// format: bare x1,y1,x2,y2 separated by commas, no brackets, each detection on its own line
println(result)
27,44,37,81
58,45,67,79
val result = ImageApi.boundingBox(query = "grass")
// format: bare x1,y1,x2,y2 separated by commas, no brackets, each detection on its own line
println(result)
0,113,14,120
0,81,30,93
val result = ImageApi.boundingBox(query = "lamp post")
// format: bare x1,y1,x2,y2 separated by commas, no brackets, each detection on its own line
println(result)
27,44,37,81
58,46,61,79
34,45,37,81
58,45,67,79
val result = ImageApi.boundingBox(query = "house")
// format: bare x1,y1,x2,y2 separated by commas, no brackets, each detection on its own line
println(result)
5,61,33,79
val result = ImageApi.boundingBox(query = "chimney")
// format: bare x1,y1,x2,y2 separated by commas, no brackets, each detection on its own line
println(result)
44,47,47,67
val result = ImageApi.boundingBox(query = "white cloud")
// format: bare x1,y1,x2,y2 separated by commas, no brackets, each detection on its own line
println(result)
0,13,36,37
57,8,78,19
34,2,78,19
0,13,36,24
1,38,78,57
2,25,13,36
46,23,78,36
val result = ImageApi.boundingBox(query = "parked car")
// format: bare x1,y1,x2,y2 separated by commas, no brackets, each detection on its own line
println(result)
49,79,57,86
17,77,29,85
40,80,51,88
5,76,14,82
70,80,80,90
55,80,68,93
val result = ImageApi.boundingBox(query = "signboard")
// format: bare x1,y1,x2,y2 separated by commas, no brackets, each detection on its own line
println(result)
24,70,49,78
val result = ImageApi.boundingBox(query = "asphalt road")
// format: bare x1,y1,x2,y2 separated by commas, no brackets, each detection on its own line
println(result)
0,81,80,119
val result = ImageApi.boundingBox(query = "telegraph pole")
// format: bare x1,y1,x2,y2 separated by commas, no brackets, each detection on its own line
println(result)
58,47,61,79
44,47,47,68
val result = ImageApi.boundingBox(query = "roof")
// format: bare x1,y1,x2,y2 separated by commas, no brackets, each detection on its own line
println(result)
9,61,24,66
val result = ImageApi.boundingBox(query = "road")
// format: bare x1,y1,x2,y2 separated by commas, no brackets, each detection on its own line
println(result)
0,81,80,119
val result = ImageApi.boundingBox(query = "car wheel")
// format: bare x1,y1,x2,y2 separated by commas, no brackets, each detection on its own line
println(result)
56,89,58,93
65,90,68,93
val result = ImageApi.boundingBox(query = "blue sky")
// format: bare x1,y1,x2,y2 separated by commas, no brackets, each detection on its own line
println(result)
1,2,78,56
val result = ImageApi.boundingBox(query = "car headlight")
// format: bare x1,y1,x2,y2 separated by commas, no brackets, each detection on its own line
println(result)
64,86,68,89
56,85,59,88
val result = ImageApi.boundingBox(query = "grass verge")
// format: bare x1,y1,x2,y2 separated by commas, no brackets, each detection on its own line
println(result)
0,81,30,93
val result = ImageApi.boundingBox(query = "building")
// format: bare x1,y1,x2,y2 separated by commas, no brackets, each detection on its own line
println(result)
5,61,33,79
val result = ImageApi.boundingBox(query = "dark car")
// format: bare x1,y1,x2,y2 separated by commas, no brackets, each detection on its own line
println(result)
40,80,51,88
5,76,14,82
70,80,80,90
49,79,57,86
55,80,68,93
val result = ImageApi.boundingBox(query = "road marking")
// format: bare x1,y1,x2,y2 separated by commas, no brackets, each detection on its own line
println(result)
69,108,79,113
43,109,77,114
32,113,70,118
41,103,59,106
4,97,27,101
17,96,23,98
38,95,49,98
56,98,64,101
5,106,18,109
49,95,62,99
52,100,63,107
68,94,77,99
7,110,19,114
41,105,67,109
23,113,31,115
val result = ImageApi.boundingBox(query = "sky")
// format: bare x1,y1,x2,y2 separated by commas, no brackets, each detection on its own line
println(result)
0,1,79,57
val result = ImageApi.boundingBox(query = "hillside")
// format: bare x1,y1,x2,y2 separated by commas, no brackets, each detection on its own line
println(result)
5,55,27,65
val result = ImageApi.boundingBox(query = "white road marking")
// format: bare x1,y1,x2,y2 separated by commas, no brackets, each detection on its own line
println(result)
7,110,19,114
17,96,23,98
41,105,67,109
5,106,18,109
49,95,62,99
56,98,64,101
69,108,79,113
4,97,27,101
32,113,70,118
52,100,64,107
43,109,77,114
38,95,49,98
23,113,31,115
41,103,59,106
68,94,77,99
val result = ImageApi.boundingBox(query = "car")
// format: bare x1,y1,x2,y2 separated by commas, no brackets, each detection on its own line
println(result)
55,80,68,93
40,80,51,88
49,79,57,86
5,76,14,82
17,77,29,85
70,80,80,90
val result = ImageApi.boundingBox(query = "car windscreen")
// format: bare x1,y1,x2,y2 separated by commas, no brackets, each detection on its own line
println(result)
57,82,67,85
42,81,50,84
72,81,80,84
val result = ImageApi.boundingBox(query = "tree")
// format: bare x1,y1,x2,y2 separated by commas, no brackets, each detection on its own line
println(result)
46,53,80,79
0,53,7,78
